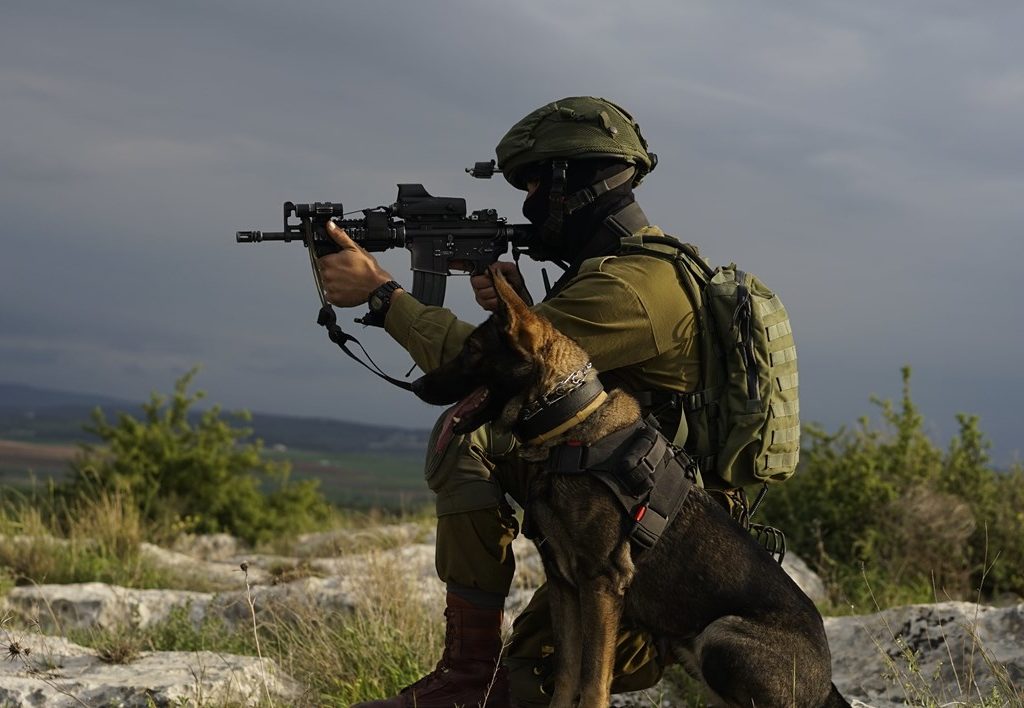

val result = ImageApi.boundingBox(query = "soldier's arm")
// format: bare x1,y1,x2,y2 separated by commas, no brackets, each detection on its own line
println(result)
385,254,690,376
384,295,476,373
383,261,527,373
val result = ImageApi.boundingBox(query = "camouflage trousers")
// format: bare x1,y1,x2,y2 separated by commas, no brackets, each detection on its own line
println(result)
425,412,668,706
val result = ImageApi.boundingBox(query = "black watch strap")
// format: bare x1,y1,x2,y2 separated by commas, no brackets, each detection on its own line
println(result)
357,280,403,327
371,280,402,312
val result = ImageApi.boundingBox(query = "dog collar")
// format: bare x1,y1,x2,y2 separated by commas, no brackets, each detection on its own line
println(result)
513,363,608,445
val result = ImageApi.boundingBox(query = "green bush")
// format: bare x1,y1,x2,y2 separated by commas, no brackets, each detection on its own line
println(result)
762,367,1024,610
64,369,331,545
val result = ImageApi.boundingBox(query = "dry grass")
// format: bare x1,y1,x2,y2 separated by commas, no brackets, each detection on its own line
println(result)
256,553,445,706
281,512,434,559
860,561,1023,708
0,489,182,589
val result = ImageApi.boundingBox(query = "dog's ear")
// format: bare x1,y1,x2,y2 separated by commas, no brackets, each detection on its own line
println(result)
490,266,548,357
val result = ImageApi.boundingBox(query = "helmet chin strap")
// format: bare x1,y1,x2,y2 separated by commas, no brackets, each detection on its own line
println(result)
539,160,637,246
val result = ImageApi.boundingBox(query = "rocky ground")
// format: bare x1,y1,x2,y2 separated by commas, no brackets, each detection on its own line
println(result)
1,525,1021,707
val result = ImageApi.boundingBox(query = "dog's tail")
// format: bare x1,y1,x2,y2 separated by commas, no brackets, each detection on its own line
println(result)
821,682,852,708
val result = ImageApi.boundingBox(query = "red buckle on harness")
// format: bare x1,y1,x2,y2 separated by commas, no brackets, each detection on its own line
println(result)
565,440,584,447
633,504,648,522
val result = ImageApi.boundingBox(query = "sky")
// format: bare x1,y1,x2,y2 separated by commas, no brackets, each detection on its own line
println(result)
1,0,1022,463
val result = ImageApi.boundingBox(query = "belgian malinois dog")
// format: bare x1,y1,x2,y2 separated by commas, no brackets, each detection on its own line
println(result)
412,268,850,708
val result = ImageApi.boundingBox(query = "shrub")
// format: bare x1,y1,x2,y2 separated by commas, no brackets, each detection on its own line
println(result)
762,367,1024,609
63,369,331,545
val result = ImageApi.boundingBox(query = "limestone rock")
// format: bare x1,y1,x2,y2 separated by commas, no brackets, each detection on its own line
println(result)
221,543,425,581
4,583,212,634
3,544,446,635
0,634,296,707
141,542,269,588
292,521,430,556
826,601,1024,707
217,543,444,620
782,550,828,605
169,531,240,561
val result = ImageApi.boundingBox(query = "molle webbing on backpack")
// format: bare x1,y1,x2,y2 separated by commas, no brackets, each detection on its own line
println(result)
617,234,801,490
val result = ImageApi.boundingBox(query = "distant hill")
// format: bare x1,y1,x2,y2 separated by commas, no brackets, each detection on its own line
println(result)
0,383,129,410
0,382,430,455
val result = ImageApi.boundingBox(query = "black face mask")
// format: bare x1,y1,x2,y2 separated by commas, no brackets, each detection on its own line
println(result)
520,181,567,264
520,160,637,268
521,184,551,227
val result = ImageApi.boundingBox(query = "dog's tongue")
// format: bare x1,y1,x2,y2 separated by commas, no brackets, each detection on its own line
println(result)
435,387,489,453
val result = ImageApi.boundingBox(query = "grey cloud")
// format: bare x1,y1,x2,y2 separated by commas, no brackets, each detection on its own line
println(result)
0,0,1020,462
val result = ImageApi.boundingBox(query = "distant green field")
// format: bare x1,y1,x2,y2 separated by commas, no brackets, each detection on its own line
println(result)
0,440,429,510
265,449,429,509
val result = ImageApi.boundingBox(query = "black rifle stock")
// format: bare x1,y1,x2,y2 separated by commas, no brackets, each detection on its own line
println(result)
236,184,535,324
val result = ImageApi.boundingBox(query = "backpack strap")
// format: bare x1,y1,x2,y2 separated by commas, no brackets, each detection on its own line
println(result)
613,232,719,453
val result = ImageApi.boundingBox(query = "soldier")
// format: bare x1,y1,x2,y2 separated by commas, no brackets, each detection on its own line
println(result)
319,97,700,707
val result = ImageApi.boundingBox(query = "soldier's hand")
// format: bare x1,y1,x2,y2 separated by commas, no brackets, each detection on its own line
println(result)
471,261,532,311
318,221,397,307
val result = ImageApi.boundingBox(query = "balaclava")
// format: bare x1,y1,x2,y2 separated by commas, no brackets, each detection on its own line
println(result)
521,158,639,296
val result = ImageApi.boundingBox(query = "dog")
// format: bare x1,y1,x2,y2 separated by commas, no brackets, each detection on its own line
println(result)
412,268,850,708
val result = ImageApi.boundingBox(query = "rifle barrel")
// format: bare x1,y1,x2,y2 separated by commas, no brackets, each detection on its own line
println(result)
235,230,302,243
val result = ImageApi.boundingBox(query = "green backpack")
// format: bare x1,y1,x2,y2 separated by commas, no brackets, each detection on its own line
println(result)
621,234,801,492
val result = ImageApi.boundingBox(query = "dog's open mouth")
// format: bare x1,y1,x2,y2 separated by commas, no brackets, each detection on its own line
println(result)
452,386,489,425
434,386,490,453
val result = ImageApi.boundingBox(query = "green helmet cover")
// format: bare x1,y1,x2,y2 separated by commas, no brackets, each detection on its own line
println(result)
496,96,656,190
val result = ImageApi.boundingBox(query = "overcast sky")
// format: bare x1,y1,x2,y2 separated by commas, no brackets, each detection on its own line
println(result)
2,0,1021,463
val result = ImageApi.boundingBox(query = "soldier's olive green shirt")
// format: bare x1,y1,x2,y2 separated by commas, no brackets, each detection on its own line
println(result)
384,227,699,395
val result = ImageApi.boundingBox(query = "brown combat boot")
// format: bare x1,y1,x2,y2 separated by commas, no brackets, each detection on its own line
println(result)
351,592,512,707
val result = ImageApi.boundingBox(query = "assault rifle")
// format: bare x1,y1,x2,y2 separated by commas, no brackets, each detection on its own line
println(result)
236,183,536,324
235,182,537,389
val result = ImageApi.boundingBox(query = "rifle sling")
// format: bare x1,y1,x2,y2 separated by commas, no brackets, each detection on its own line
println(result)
316,305,415,392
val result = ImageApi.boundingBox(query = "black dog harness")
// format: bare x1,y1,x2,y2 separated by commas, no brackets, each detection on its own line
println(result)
539,418,697,551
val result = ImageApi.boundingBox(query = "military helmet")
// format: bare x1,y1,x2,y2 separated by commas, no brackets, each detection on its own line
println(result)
495,96,657,190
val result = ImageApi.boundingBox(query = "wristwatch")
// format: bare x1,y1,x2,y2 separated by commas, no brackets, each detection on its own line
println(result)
367,280,403,320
